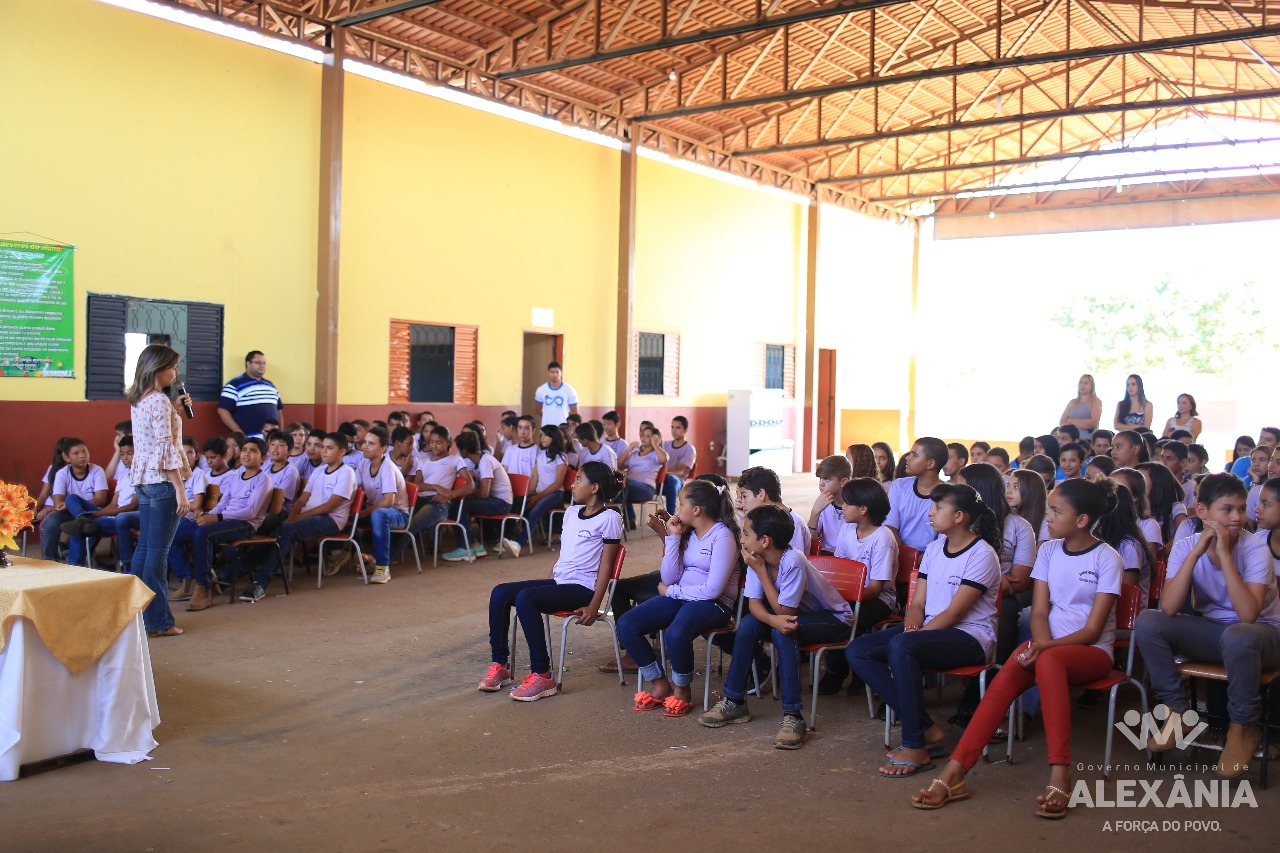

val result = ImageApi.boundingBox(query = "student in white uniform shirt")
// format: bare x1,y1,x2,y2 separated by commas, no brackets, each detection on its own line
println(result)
263,431,301,516
574,422,617,470
807,455,851,553
441,430,513,563
352,427,410,584
1093,482,1155,601
847,483,1001,779
202,436,232,488
1254,480,1280,573
617,427,668,528
885,437,948,554
912,478,1123,818
601,410,629,460
1136,473,1280,779
387,426,419,484
409,425,466,546
1138,461,1189,545
698,505,854,748
502,426,569,557
736,467,811,556
500,416,540,478
1113,467,1162,552
162,442,210,602
478,462,623,701
41,437,110,561
61,435,140,568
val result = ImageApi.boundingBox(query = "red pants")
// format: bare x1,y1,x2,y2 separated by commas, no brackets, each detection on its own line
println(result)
951,641,1113,768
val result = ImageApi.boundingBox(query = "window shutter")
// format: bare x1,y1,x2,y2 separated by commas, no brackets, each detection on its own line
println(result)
454,325,477,405
388,321,410,403
663,334,679,397
185,302,224,402
85,294,127,400
631,331,640,396
755,343,766,389
783,344,796,399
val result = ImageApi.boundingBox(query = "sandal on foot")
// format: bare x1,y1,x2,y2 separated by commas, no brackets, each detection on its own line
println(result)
633,691,665,712
148,626,184,638
599,661,639,674
662,696,694,717
1035,785,1070,820
879,757,936,778
912,778,969,810
887,743,949,760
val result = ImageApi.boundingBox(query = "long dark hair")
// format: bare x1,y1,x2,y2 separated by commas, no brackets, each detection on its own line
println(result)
1094,482,1153,566
540,425,565,461
1035,434,1062,468
677,478,740,561
873,442,896,482
929,483,1001,556
46,436,73,485
577,460,624,505
1116,373,1148,422
1112,467,1151,521
1054,477,1120,534
1137,461,1184,541
957,462,1010,533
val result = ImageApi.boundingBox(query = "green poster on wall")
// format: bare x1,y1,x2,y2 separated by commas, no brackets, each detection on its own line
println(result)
0,239,75,378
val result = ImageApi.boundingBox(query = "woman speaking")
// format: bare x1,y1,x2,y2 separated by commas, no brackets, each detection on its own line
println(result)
126,344,192,638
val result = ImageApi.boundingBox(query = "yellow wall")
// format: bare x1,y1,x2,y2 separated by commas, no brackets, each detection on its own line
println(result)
634,157,807,408
0,0,321,403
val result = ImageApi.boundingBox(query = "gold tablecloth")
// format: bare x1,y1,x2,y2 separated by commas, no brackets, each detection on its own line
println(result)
0,557,155,676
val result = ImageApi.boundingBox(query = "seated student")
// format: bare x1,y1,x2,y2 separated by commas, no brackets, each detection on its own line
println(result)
1245,445,1273,493
502,425,569,558
912,478,1122,818
943,443,969,481
969,442,990,464
1229,428,1280,481
1185,442,1210,488
845,444,879,481
295,429,326,479
1090,429,1114,461
263,418,280,436
352,426,410,585
104,420,133,481
1007,468,1048,550
1023,454,1058,502
559,423,580,469
1058,443,1085,481
621,479,739,717
409,426,466,545
388,426,419,483
885,437,948,554
225,431,246,471
601,411,628,460
262,430,301,534
567,413,585,431
165,441,209,602
1159,439,1189,485
1054,424,1081,454
1110,429,1148,468
1095,482,1154,600
496,415,519,463
479,462,624,701
575,422,617,470
848,484,1002,777
1085,455,1117,481
661,416,697,515
203,436,232,487
738,466,811,556
441,430,513,562
1113,467,1163,551
808,455,852,553
33,437,72,531
1033,435,1064,481
61,435,140,569
187,437,274,612
1013,436,1035,470
962,462,1035,663
286,422,310,469
1255,479,1280,572
501,415,540,478
1138,460,1190,542
41,438,109,561
822,478,899,694
617,427,668,528
698,505,854,747
873,442,897,483
1135,473,1280,778
986,446,1011,475
341,422,365,469
247,433,358,601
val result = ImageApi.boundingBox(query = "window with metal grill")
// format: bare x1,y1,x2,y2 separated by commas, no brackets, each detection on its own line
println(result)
389,321,477,405
764,344,785,390
637,332,665,395
86,294,223,401
409,324,455,404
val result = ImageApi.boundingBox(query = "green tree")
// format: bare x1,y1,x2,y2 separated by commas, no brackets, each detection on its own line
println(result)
1052,277,1266,374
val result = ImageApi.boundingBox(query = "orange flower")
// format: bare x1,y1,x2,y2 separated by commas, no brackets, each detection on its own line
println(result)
0,481,35,550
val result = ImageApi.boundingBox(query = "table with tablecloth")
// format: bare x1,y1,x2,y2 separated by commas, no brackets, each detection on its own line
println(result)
0,556,160,781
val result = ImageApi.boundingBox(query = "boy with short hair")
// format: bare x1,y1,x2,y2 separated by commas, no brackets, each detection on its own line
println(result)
885,437,947,552
442,431,513,562
299,429,326,478
534,362,579,427
698,505,854,748
408,425,466,547
1091,429,1115,460
943,443,969,480
1170,428,1194,444
1055,423,1081,450
807,455,852,552
575,422,617,470
502,416,540,477
986,447,1011,474
662,416,697,515
61,435,140,568
104,420,133,481
497,415,519,462
602,411,628,460
1058,443,1085,480
263,430,301,523
343,422,368,468
388,426,419,482
203,437,232,487
736,466,810,555
354,426,410,584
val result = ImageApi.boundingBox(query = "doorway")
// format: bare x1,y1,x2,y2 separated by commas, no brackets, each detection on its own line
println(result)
817,348,837,459
522,332,563,417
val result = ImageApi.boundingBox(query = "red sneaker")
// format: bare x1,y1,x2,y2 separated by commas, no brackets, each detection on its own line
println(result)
510,672,558,702
478,663,513,692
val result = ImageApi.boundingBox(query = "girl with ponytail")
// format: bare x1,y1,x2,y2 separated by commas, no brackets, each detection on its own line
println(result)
478,462,624,701
913,477,1123,820
847,483,1002,779
618,478,741,717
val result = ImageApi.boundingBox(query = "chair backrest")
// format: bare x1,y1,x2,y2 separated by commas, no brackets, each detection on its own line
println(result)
562,466,578,491
205,483,222,509
809,556,870,602
808,536,822,557
1116,582,1143,631
599,544,628,615
266,487,285,516
343,488,365,535
446,475,470,522
508,473,530,500
403,482,420,523
654,466,667,497
1148,559,1168,609
896,546,921,583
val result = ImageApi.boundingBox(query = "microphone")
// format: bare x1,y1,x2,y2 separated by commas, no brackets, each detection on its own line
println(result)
176,381,195,419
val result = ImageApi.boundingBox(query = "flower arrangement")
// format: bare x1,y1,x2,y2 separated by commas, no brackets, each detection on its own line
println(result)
0,482,36,559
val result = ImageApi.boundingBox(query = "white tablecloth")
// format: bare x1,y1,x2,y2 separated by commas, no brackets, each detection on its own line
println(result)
0,613,160,781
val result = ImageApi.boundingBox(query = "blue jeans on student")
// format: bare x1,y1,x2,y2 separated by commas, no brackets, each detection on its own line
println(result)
409,501,449,539
116,511,140,568
192,519,254,586
41,509,72,560
168,517,198,579
67,514,127,569
847,625,986,749
457,497,511,546
724,611,851,713
253,514,339,589
369,507,408,566
131,482,182,634
663,475,684,515
59,494,100,566
515,490,564,546
617,596,732,687
623,480,656,524
488,579,594,674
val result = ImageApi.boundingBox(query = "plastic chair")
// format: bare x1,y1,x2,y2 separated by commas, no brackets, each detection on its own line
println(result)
315,488,365,588
637,466,666,538
545,467,578,551
1148,555,1168,610
472,473,531,557
808,536,822,557
796,556,868,730
225,487,288,603
700,572,751,711
387,482,422,573
433,475,473,567
541,545,628,689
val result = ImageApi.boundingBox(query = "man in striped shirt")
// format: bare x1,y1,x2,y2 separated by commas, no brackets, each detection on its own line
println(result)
218,350,283,438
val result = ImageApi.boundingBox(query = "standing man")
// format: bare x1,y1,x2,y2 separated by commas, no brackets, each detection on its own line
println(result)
534,361,578,427
662,416,697,514
219,350,283,438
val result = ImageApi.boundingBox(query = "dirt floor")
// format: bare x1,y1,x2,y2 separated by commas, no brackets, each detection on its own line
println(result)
2,474,1272,851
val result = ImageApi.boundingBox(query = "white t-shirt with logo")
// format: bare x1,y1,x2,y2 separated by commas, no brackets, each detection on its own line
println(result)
419,454,465,491
553,506,623,591
578,443,618,471
918,537,1002,659
476,453,514,505
502,444,540,479
1167,532,1280,629
1001,513,1037,576
533,452,568,494
53,464,108,502
1030,539,1123,656
535,381,578,427
744,548,854,625
886,477,938,552
357,457,409,514
833,523,898,610
302,464,358,529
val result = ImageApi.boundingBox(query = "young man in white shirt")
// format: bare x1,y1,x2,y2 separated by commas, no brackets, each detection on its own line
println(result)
602,410,629,460
575,422,618,470
442,431,513,562
501,415,540,477
534,361,578,427
662,416,697,515
355,426,410,584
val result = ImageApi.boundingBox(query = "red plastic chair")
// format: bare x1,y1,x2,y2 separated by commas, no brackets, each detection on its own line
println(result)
472,473,531,558
1148,554,1168,610
551,546,628,688
433,475,474,567
388,482,422,573
800,556,868,730
700,571,752,711
637,466,667,538
315,488,365,588
545,466,578,551
808,536,822,557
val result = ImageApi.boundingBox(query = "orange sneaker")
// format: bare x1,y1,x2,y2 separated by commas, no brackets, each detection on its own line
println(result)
478,663,513,692
510,672,558,702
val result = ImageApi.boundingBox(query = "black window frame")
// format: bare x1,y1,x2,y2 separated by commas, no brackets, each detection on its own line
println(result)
764,344,785,390
408,323,456,404
85,293,223,401
637,332,665,396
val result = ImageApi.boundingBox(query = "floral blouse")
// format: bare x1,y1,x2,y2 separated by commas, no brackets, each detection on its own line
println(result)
130,391,191,486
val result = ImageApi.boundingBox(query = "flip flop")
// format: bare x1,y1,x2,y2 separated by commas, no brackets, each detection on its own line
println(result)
662,696,694,718
633,691,665,711
912,778,969,810
879,757,936,778
599,661,639,674
1035,784,1070,820
148,626,184,638
886,743,949,760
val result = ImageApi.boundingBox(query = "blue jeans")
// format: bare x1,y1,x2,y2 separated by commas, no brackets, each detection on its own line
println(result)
368,507,408,566
131,482,182,633
847,625,986,748
623,480,656,524
488,579,593,674
724,610,851,713
663,475,684,515
458,496,511,546
192,519,254,586
409,501,449,538
617,595,731,687
59,494,102,565
116,511,140,567
254,514,338,588
41,509,72,560
516,491,564,546
67,514,127,569
168,517,198,579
